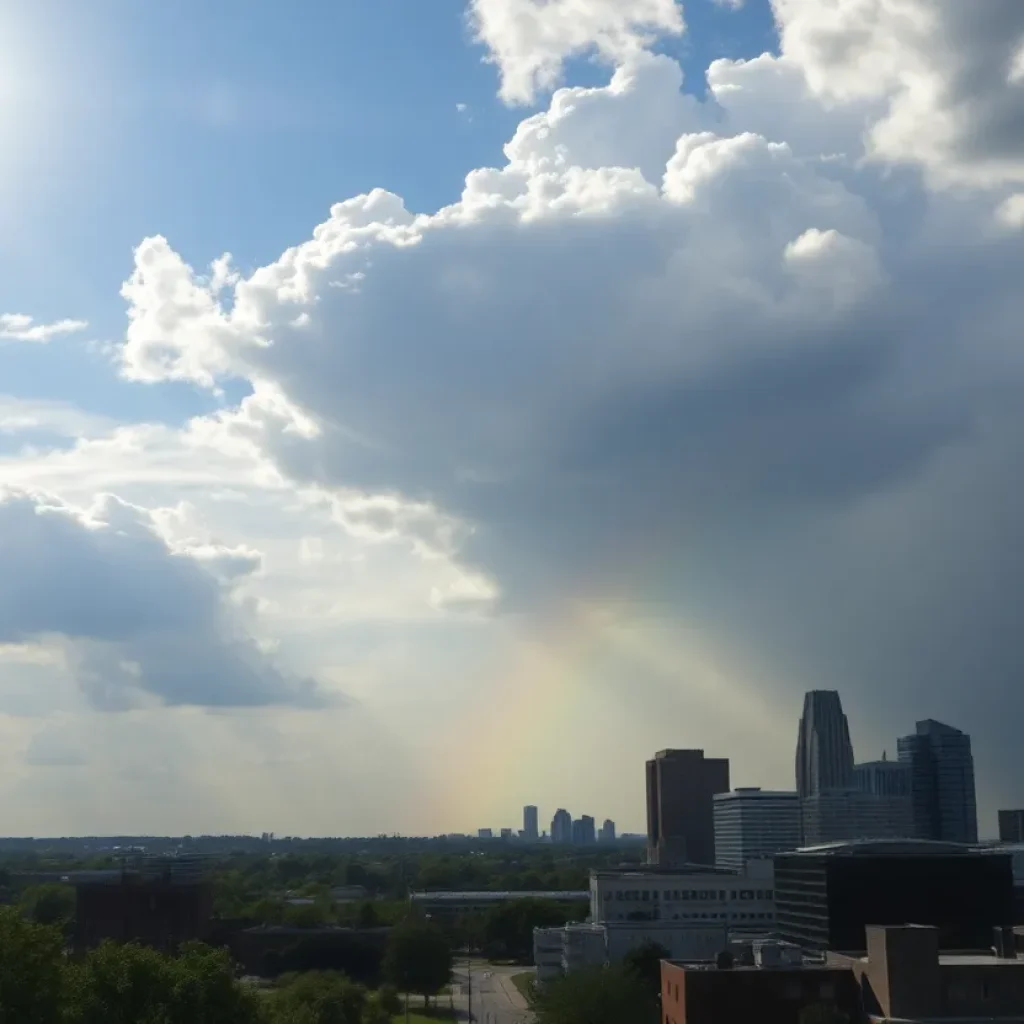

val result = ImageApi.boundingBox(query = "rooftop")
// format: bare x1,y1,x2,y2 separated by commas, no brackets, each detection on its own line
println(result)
784,839,977,857
409,890,588,901
593,863,739,878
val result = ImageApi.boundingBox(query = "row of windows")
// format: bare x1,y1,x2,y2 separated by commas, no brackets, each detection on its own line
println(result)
609,911,775,922
606,889,773,902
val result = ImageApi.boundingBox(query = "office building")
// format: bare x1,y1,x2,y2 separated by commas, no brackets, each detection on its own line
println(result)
598,819,616,843
1000,810,1024,844
774,839,1012,952
662,950,861,1024
854,755,911,798
523,805,539,842
898,719,978,843
500,828,513,840
646,749,730,866
572,815,596,845
477,828,493,840
795,690,855,798
590,861,776,934
801,787,914,846
551,808,572,844
830,924,1024,1022
713,789,801,870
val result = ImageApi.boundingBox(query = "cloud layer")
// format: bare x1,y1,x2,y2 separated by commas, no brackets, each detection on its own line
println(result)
0,491,321,711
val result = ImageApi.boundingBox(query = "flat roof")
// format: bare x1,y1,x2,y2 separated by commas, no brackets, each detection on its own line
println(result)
409,890,588,901
783,839,978,857
593,864,739,878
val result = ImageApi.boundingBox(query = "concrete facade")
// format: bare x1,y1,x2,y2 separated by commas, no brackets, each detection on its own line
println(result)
713,789,801,870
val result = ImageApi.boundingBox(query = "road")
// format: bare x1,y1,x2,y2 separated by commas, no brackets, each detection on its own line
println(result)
450,963,533,1024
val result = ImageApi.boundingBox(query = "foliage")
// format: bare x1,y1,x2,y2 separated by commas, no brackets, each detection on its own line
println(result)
622,940,670,997
0,907,66,1024
18,883,76,931
482,899,585,961
382,920,452,1003
64,940,262,1024
266,970,367,1024
533,966,658,1024
375,983,402,1015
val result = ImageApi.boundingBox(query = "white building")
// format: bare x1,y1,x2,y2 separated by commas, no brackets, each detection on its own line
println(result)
533,927,566,984
713,789,801,870
590,862,776,941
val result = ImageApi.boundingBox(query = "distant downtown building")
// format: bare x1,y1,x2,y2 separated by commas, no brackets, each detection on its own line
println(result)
897,719,978,844
646,749,730,866
999,810,1024,844
800,789,916,846
795,690,855,799
572,815,596,845
524,805,539,842
551,808,573,844
713,789,801,871
599,819,617,843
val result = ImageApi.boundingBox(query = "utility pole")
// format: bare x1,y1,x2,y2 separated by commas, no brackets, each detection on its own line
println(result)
467,952,473,1022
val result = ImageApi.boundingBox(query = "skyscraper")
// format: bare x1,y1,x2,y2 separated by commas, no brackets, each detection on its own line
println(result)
572,815,596,845
551,808,572,844
599,819,617,843
646,749,730,866
795,690,855,799
523,805,539,842
897,720,978,843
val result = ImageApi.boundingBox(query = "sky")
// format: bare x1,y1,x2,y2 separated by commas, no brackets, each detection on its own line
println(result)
1,0,1023,839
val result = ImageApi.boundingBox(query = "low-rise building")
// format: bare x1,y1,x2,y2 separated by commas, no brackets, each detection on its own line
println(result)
591,861,776,933
661,945,862,1024
830,923,1024,1021
533,926,565,984
410,889,588,917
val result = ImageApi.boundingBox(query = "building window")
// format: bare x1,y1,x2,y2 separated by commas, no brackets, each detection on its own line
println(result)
981,979,992,1001
730,891,737,899
643,891,650,902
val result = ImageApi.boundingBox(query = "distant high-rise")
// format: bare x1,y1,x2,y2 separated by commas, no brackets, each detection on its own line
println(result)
999,810,1024,844
646,749,730,866
598,819,617,843
795,691,855,799
713,788,801,870
478,828,493,840
551,808,572,844
572,815,596,845
897,720,978,844
524,805,539,842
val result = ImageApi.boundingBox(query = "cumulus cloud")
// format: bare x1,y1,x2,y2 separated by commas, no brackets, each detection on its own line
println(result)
468,0,684,104
103,9,1024,825
0,313,88,343
0,491,323,710
772,0,1024,186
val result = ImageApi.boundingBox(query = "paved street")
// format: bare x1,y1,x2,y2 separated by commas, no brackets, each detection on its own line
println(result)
450,963,533,1024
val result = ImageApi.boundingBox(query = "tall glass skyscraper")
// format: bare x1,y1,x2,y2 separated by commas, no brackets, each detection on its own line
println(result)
795,690,855,798
897,720,978,844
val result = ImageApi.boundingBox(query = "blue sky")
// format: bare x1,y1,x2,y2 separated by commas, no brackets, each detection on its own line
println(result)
0,0,774,424
1,0,1022,836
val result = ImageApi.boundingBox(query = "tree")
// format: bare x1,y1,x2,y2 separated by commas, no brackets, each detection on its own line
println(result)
382,919,452,1009
64,939,262,1024
533,966,658,1024
18,883,76,931
0,907,65,1024
376,983,402,1015
267,970,367,1024
622,940,670,997
484,899,581,961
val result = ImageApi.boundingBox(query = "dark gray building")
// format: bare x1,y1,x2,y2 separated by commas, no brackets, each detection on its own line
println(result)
523,805,539,841
551,808,572,844
999,809,1024,844
646,749,730,866
572,815,596,845
795,691,855,799
897,719,978,844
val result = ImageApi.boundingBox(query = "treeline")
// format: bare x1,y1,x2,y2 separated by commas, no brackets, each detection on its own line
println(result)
0,908,452,1024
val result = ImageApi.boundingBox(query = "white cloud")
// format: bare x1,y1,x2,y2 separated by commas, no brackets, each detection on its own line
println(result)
0,313,88,343
467,0,684,104
771,0,1024,186
996,192,1024,230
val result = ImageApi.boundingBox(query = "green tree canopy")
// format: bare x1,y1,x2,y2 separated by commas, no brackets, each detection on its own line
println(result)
622,940,670,996
18,883,76,930
0,907,65,1024
533,965,658,1024
266,970,367,1024
382,919,452,1003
